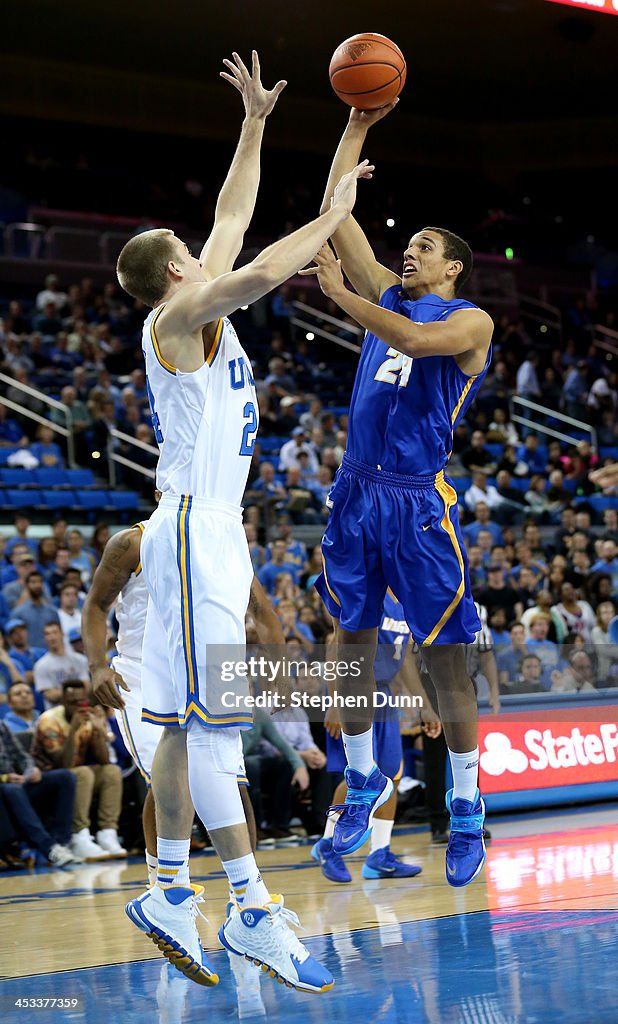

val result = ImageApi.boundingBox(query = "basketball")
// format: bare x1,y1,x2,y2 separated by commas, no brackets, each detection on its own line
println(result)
329,33,406,110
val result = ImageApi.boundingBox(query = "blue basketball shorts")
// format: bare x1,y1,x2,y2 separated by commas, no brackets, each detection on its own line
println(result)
326,685,403,780
314,454,480,644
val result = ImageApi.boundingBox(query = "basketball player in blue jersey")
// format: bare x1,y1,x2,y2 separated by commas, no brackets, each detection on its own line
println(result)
116,52,373,994
300,102,494,889
312,590,440,883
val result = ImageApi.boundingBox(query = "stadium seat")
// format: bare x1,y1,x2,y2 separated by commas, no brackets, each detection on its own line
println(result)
588,495,618,513
33,468,70,488
65,468,96,488
609,617,618,645
40,489,77,509
452,478,471,494
74,490,110,509
259,437,282,453
108,491,140,510
0,469,37,487
4,490,42,508
485,444,504,459
599,447,618,460
0,448,21,466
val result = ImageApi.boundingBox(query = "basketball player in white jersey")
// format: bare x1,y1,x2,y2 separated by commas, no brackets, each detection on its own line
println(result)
115,52,370,993
82,519,285,883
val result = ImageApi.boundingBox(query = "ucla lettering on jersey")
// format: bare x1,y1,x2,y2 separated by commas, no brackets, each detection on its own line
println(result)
347,288,491,475
141,307,258,505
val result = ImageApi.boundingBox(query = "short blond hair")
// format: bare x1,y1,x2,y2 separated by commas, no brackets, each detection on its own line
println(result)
116,229,177,306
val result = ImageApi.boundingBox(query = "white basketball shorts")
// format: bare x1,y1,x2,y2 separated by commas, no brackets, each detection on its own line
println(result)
111,654,161,784
140,493,253,730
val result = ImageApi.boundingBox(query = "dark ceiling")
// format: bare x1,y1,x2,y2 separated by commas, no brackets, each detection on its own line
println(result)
3,0,618,123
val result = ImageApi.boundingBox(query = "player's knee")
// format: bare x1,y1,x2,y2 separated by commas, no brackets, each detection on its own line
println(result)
186,722,241,775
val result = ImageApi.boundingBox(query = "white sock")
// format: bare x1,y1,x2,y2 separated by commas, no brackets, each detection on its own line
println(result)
156,838,190,889
370,817,393,853
146,851,158,888
341,728,375,777
323,814,337,840
223,853,270,907
449,748,479,803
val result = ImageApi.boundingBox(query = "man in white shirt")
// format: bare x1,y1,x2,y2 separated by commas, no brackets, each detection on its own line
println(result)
516,353,541,399
57,583,82,643
464,473,503,513
33,622,89,707
278,427,319,474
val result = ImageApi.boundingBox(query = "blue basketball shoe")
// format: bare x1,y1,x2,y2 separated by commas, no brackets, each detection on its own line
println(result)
362,846,422,879
311,837,352,883
331,766,393,855
125,883,219,986
445,788,486,887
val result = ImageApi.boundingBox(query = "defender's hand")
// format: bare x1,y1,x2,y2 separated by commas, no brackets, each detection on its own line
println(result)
299,243,346,299
324,704,342,740
420,707,442,739
329,159,374,217
221,50,286,120
92,666,130,711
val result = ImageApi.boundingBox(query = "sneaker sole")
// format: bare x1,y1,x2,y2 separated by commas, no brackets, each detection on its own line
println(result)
332,777,394,856
125,901,219,986
445,846,487,888
218,924,334,994
361,864,422,880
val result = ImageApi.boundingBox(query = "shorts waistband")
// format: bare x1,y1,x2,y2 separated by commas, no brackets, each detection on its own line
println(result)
341,454,443,490
158,493,243,520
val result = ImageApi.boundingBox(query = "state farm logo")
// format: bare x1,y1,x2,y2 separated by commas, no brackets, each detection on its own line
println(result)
481,724,618,776
341,43,372,62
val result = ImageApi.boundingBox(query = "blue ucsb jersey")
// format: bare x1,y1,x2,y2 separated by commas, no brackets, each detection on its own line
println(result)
374,593,411,685
347,288,491,475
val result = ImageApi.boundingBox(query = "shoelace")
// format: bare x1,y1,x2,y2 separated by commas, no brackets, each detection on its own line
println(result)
328,787,378,821
448,830,482,859
188,891,210,929
269,905,309,964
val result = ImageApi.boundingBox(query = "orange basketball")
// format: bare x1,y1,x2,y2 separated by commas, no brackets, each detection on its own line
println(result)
329,33,406,110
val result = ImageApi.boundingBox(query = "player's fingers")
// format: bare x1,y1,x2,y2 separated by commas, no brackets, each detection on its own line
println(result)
252,49,260,79
232,51,250,81
271,80,287,98
222,58,243,81
115,674,131,692
298,266,318,276
220,73,244,92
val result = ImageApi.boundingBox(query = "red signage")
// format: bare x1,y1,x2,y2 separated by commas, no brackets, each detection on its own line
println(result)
479,707,618,793
546,0,618,15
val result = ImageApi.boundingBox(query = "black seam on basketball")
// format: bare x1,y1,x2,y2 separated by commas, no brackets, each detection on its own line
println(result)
331,61,403,76
339,37,405,61
331,71,403,96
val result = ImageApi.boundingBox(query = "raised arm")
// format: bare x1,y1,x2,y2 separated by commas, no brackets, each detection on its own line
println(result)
200,51,286,278
162,160,374,343
82,528,141,710
320,106,401,303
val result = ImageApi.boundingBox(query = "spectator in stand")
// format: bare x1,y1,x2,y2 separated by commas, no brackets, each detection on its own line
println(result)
51,386,92,463
516,351,541,401
300,546,324,591
265,515,308,573
495,469,526,508
462,502,504,545
591,540,618,595
258,539,301,595
33,622,88,708
307,465,334,517
299,398,323,434
552,582,596,642
264,356,297,398
520,590,566,642
587,376,617,424
66,530,96,583
0,404,28,449
2,553,42,610
496,443,526,477
244,522,264,573
242,706,309,846
488,607,510,646
540,367,563,411
0,633,24,705
516,435,546,475
526,613,562,673
32,680,126,860
466,544,487,589
464,473,503,514
266,703,331,839
9,571,59,649
546,470,572,510
57,584,82,643
277,599,314,655
553,650,597,693
460,430,497,475
30,424,64,468
602,508,618,542
487,408,519,446
270,285,294,339
591,602,618,683
562,362,588,420
5,516,38,559
36,274,67,312
5,620,45,696
89,524,110,565
597,409,618,448
3,682,40,733
37,538,58,584
475,564,523,623
278,427,319,474
47,546,73,598
496,622,528,689
504,653,546,695
513,566,540,613
0,720,79,868
244,462,287,511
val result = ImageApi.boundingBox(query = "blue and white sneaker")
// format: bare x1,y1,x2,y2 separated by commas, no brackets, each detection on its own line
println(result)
331,766,393,855
445,788,486,887
361,846,422,880
125,883,219,986
219,895,334,993
311,838,352,883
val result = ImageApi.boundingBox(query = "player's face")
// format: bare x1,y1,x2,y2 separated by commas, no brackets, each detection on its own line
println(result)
402,230,451,293
174,239,205,284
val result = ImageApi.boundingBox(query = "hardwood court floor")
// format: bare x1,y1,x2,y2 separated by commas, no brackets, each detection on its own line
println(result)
1,807,617,1023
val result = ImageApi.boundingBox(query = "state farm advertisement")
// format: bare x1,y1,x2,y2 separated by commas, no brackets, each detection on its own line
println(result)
479,706,618,793
546,0,618,16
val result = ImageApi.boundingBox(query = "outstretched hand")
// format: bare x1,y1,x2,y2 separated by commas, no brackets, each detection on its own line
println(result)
221,50,286,120
349,98,399,129
299,243,346,300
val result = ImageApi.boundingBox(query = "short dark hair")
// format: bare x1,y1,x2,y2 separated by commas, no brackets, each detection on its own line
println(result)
424,226,473,293
117,229,178,306
62,679,86,694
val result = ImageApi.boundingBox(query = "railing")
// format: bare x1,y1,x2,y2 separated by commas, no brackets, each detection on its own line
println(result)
0,372,76,466
519,294,562,343
291,300,362,355
107,427,158,488
511,395,597,450
593,324,618,363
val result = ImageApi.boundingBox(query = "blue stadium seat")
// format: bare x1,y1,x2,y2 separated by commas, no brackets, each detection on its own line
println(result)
609,617,618,645
108,491,139,510
40,490,77,509
563,478,578,493
259,437,282,453
65,469,96,488
33,468,70,488
511,478,530,491
485,444,504,459
4,490,42,507
0,449,21,467
74,490,110,509
0,469,37,487
600,447,618,460
452,478,471,494
588,495,618,513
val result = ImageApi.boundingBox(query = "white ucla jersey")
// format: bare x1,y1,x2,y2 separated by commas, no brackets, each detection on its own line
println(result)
142,305,258,505
115,523,148,663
